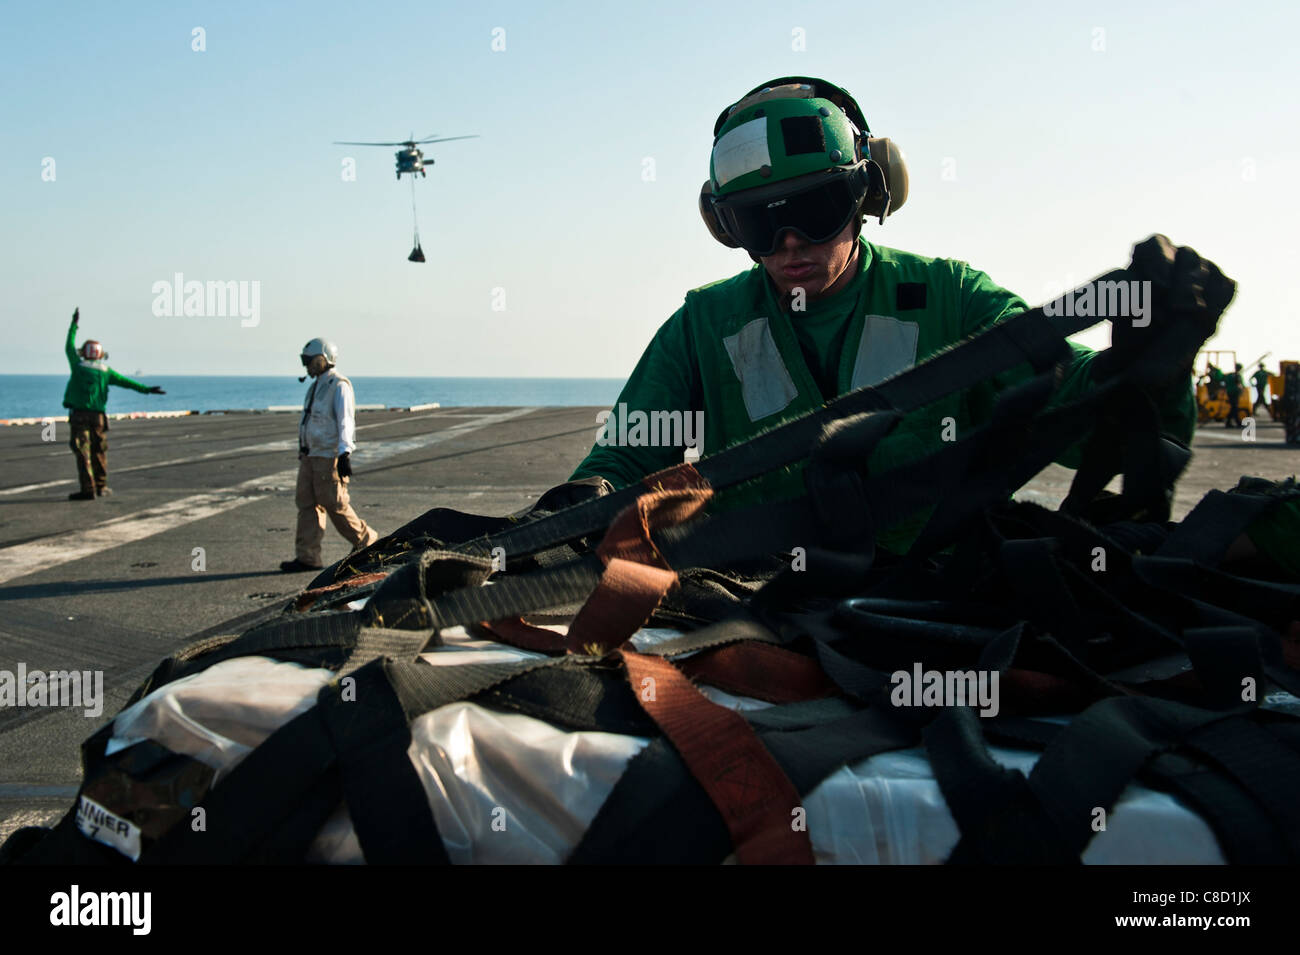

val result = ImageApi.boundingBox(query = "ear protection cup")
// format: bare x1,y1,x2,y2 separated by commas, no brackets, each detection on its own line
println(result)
698,180,740,248
864,137,908,220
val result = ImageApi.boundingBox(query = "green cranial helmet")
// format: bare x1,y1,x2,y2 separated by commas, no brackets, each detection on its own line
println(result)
709,86,862,197
699,78,908,254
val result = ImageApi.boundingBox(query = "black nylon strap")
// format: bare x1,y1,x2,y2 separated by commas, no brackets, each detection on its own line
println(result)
142,703,339,864
1182,627,1263,708
1131,555,1300,631
328,657,572,865
1180,717,1300,859
1019,697,1252,861
1141,750,1289,864
924,706,1076,864
999,539,1092,656
1156,488,1281,565
316,662,449,864
142,656,559,864
132,612,364,700
425,557,603,635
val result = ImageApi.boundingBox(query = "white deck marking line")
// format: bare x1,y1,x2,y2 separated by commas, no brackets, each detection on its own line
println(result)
1192,428,1282,444
0,410,504,497
0,408,535,585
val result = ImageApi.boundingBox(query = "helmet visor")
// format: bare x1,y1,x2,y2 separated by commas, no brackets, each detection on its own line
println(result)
713,168,867,256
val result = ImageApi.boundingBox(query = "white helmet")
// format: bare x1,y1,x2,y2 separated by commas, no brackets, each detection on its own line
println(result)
300,338,338,367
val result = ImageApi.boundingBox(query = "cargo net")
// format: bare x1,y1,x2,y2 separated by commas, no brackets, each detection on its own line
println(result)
8,252,1300,866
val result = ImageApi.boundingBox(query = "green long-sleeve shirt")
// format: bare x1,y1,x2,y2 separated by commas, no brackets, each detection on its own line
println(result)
62,319,152,412
571,239,1195,549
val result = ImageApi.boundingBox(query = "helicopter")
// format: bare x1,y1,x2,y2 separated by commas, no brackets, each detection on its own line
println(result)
332,131,479,262
333,133,479,180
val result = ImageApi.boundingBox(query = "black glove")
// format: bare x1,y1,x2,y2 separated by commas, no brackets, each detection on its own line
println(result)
1094,234,1236,388
337,452,352,478
148,386,165,394
72,307,79,326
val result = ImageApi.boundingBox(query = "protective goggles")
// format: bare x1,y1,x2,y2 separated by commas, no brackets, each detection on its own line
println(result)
712,165,870,256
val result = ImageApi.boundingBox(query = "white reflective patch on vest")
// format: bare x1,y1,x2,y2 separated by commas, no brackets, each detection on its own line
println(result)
76,794,142,860
850,315,921,390
722,317,798,421
713,118,771,188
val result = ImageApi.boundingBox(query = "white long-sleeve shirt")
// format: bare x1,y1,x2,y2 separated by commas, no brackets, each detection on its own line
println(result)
300,369,357,457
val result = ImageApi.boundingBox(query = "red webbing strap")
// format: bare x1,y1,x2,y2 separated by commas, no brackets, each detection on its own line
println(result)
1285,622,1300,670
677,641,839,704
565,558,677,655
478,617,567,654
564,478,712,654
998,668,1109,715
620,648,816,865
641,461,709,494
294,572,388,611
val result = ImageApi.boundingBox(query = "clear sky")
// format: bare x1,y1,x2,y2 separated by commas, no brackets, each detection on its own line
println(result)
3,0,1297,377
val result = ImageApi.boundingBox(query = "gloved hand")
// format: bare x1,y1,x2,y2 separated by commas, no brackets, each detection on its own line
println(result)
72,307,79,326
148,386,165,394
1094,234,1236,387
337,452,352,478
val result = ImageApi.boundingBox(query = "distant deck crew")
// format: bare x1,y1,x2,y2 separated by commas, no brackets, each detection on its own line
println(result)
280,338,379,572
1252,363,1270,412
61,307,165,500
1224,363,1245,428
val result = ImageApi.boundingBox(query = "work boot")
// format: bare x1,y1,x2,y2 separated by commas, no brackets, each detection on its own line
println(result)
96,487,113,497
279,558,324,573
68,490,96,501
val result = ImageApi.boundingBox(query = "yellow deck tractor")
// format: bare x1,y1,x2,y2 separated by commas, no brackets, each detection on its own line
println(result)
1195,350,1253,425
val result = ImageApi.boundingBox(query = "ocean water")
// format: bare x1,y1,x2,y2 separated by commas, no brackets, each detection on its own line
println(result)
0,375,626,420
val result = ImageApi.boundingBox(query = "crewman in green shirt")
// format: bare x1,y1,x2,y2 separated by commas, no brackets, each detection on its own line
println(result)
1224,363,1245,428
1252,363,1271,413
62,307,166,500
571,76,1219,553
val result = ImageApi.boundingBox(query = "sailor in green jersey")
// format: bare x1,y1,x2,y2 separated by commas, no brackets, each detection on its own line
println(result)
62,307,166,500
570,77,1203,553
1224,363,1245,428
1252,363,1271,413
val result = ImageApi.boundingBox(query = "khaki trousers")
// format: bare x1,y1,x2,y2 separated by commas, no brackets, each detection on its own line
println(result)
294,455,378,566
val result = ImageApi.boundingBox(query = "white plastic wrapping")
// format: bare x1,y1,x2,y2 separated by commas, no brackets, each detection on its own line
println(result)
101,625,1228,864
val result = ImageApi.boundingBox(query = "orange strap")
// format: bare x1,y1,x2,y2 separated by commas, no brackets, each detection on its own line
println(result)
677,641,839,704
294,572,387,612
564,471,711,655
478,617,566,653
620,648,816,865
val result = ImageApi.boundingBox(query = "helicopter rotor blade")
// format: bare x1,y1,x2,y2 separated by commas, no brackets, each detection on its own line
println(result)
413,135,480,145
333,141,412,147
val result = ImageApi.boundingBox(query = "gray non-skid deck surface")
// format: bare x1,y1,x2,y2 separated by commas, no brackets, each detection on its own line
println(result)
0,407,1293,843
0,405,601,840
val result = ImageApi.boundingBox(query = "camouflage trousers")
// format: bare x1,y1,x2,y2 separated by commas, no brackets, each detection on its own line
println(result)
68,409,109,494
